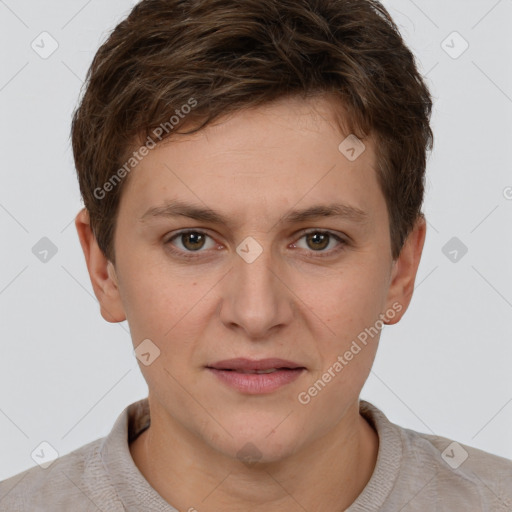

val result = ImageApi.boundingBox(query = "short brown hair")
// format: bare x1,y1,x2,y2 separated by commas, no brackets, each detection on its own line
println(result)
72,0,433,263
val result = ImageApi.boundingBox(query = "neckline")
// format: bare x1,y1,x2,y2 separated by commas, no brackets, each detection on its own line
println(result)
101,398,403,511
345,400,403,511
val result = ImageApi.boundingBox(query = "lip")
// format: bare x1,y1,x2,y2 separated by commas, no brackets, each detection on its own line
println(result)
208,358,304,371
206,358,306,394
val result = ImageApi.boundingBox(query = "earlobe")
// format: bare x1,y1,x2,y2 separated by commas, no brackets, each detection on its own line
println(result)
384,216,427,325
74,208,126,323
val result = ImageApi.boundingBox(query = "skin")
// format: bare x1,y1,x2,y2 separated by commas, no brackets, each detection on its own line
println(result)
76,94,426,511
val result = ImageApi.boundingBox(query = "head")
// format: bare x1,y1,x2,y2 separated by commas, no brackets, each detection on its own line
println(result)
74,0,432,463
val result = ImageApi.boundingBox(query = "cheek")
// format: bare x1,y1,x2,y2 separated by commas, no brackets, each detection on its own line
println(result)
298,291,381,417
298,262,388,386
296,350,375,435
116,263,195,346
302,264,389,335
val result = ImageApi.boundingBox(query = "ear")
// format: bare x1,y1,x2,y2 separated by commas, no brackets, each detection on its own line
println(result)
384,216,427,325
75,208,126,323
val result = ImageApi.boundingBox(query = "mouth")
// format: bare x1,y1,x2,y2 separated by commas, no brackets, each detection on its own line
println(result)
208,357,304,371
206,358,306,394
223,368,283,374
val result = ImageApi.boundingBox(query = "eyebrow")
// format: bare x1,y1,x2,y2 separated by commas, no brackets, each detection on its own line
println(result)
139,199,368,228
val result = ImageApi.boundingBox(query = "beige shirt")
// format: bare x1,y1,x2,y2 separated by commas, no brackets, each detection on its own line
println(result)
1,398,511,511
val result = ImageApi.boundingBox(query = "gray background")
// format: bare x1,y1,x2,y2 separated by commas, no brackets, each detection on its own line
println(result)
0,0,511,480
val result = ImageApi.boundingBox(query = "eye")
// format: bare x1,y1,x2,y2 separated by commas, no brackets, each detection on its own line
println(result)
164,229,347,260
166,230,217,254
292,230,347,255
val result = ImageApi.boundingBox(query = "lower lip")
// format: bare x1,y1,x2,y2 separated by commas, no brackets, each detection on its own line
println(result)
207,368,305,394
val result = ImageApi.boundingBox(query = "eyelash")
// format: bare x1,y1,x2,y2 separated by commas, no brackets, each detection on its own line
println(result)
164,229,348,260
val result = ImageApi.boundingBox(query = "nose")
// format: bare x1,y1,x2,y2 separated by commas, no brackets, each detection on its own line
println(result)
218,241,294,340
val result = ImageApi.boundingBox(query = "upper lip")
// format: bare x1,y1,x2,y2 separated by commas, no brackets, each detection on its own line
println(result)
207,358,304,371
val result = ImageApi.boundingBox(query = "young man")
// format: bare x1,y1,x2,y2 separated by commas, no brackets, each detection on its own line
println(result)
1,0,511,510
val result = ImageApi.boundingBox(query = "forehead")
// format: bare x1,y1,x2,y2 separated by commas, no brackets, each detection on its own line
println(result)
117,95,383,227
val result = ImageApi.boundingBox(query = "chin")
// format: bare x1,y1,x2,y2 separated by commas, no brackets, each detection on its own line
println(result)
206,420,304,465
229,438,299,466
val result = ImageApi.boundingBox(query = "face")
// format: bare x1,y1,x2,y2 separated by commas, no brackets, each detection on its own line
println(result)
80,95,424,463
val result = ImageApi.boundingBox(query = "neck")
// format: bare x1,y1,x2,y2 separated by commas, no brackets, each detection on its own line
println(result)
130,397,379,511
